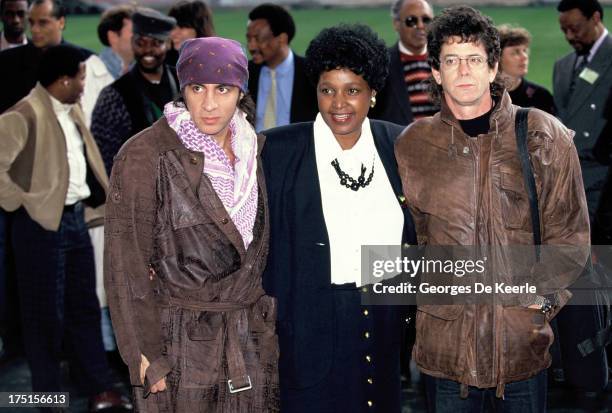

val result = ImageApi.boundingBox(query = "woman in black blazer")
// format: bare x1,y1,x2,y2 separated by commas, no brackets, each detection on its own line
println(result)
261,24,416,413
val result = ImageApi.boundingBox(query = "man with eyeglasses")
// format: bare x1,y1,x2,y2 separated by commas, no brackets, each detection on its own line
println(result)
370,0,438,126
395,6,589,411
91,8,178,174
245,3,317,132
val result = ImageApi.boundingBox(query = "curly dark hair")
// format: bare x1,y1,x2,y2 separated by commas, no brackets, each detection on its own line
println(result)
427,6,500,71
426,6,503,105
304,24,389,92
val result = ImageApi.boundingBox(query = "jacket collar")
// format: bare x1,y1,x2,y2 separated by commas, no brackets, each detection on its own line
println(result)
439,89,513,135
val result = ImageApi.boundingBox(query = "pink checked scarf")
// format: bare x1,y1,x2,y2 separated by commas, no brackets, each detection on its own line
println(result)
164,102,259,249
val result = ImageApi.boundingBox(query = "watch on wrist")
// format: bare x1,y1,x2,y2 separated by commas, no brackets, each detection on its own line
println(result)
533,295,553,314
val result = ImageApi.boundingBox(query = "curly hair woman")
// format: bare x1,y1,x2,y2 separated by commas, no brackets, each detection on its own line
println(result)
260,24,416,412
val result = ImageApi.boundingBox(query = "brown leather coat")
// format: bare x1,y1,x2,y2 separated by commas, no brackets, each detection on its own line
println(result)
104,118,279,411
395,91,590,396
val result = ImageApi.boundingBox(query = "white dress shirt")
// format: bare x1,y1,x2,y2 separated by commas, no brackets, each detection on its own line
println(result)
0,31,27,51
50,94,91,205
314,114,403,286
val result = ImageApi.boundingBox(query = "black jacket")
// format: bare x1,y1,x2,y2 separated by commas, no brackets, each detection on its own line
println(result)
369,44,414,127
261,120,416,390
0,41,92,114
248,53,318,124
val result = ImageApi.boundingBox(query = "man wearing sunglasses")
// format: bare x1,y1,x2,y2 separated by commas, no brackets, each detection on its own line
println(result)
370,0,438,126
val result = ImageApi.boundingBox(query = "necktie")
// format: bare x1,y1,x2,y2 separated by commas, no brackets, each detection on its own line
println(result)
263,69,277,130
568,55,588,100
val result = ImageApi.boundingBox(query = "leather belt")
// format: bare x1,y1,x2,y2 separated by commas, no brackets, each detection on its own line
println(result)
166,296,258,393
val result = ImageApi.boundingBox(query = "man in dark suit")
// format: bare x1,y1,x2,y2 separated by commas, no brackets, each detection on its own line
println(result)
370,0,437,126
0,0,92,114
246,3,317,132
554,0,612,225
552,0,612,401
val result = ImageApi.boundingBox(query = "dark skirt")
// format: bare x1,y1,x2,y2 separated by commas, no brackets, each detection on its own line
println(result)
282,283,402,413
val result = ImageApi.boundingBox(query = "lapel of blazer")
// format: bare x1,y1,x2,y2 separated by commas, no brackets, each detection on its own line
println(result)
298,124,331,284
70,105,110,190
553,53,575,112
248,61,262,105
31,83,69,155
370,120,403,203
388,44,413,121
290,54,306,122
567,35,612,119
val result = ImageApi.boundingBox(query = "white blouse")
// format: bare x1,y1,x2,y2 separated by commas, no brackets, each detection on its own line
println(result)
313,114,403,286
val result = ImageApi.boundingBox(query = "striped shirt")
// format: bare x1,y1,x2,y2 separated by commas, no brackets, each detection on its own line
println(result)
400,52,438,119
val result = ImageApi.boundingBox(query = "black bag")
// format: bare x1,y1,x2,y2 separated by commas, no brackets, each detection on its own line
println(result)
515,108,610,392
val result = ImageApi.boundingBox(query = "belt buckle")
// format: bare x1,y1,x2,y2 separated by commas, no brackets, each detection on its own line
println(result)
227,376,252,394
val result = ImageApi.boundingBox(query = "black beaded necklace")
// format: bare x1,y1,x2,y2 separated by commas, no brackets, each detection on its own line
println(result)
330,157,375,191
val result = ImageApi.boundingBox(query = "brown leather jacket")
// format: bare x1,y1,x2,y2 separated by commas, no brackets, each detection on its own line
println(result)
104,118,279,410
395,91,590,396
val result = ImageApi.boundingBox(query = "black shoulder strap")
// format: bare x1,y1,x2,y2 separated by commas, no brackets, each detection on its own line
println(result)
515,108,542,250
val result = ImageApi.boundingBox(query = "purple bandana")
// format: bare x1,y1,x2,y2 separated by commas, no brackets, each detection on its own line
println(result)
176,37,248,91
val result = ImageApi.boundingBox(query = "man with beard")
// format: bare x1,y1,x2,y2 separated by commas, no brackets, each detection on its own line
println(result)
246,3,317,132
0,0,92,113
0,0,27,50
91,8,177,173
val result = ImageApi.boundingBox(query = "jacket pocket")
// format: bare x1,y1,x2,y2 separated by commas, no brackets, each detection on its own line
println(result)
414,305,465,376
502,306,553,379
498,171,530,230
179,312,224,388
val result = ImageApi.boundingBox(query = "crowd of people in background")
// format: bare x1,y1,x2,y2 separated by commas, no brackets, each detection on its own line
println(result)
0,0,611,411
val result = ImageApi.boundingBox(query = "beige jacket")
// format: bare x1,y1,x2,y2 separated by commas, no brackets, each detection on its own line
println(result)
0,83,108,231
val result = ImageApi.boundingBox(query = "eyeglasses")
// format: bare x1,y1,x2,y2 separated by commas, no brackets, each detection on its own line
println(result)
442,55,487,69
403,15,432,28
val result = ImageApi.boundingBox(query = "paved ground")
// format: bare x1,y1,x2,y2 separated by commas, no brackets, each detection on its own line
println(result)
0,355,611,412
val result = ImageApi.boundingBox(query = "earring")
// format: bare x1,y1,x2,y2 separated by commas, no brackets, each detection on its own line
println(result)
370,95,377,108
63,80,69,86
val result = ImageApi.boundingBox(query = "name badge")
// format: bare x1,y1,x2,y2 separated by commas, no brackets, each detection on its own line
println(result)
579,67,600,84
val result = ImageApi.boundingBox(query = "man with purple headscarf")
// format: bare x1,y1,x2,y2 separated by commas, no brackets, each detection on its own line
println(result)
104,36,279,412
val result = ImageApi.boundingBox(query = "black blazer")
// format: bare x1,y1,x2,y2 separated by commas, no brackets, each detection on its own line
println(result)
248,53,318,124
369,44,414,127
261,120,416,390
